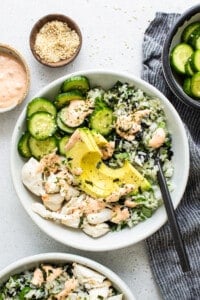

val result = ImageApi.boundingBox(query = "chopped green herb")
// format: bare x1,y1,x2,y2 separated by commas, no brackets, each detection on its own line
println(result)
85,180,93,186
113,178,119,182
96,161,102,169
142,207,153,218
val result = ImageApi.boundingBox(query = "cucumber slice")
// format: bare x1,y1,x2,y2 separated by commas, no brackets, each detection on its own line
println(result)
59,105,86,128
89,107,113,136
58,135,70,156
61,76,90,93
57,112,75,134
27,98,57,118
191,72,200,98
54,90,85,109
183,77,192,97
195,36,200,50
191,50,200,71
185,58,194,76
181,22,200,43
29,136,57,160
18,131,31,158
28,112,57,140
188,27,200,49
170,43,194,74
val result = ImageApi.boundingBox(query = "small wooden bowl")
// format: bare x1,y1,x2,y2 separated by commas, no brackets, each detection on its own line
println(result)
0,44,30,113
29,14,82,67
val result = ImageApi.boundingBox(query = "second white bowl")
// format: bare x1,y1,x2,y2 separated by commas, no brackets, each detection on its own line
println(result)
0,252,134,299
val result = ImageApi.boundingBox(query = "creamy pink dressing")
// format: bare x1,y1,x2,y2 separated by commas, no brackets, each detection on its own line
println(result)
0,52,27,108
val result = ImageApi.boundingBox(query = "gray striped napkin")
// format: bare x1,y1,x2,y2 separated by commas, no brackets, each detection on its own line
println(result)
142,12,200,300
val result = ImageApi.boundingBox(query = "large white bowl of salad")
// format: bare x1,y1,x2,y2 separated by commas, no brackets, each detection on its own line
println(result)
0,252,134,299
11,69,189,251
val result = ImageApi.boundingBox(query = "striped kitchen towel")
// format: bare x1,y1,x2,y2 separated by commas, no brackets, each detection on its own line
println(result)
142,12,200,300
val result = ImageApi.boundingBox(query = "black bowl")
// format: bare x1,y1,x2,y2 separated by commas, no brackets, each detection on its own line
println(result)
162,4,200,110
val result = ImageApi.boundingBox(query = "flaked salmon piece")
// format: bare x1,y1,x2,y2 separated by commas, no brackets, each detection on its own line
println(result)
31,268,44,286
100,141,115,160
115,109,150,141
40,152,62,175
42,265,63,282
62,100,93,128
55,278,77,300
105,184,135,203
149,127,166,149
111,205,130,224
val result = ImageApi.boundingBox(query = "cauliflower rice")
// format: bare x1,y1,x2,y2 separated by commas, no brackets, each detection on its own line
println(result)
20,79,174,237
0,263,122,299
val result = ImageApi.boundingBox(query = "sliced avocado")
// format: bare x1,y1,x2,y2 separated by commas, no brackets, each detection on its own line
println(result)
91,130,108,147
79,152,117,198
100,160,151,191
66,128,101,170
66,128,150,198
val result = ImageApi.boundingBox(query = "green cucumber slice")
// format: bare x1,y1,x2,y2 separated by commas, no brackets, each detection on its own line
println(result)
27,98,57,118
185,58,194,76
170,43,194,74
181,22,200,43
61,76,90,93
29,136,57,160
54,90,85,109
28,112,57,140
183,77,192,97
59,105,86,128
188,27,200,49
191,50,200,71
191,72,200,98
89,107,113,136
195,36,200,50
58,135,70,156
18,131,31,158
57,112,75,134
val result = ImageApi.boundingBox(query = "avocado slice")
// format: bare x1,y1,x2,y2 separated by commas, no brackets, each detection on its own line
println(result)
65,128,101,169
66,128,150,198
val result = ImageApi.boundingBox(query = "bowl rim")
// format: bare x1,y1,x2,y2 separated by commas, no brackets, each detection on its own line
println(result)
10,69,190,251
162,4,200,110
0,252,135,299
29,13,82,68
0,43,30,113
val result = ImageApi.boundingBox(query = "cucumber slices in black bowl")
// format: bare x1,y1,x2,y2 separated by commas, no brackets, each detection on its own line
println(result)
162,4,200,110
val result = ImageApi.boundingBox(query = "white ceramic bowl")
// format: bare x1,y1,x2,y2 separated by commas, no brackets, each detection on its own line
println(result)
11,69,189,251
0,252,134,299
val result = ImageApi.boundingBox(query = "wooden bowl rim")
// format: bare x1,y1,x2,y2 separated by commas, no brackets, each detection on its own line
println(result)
29,14,82,68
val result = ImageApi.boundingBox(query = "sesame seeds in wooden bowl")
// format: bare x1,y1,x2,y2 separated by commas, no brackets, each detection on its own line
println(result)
29,14,82,67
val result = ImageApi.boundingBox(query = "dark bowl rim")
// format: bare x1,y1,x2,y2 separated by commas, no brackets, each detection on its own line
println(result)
162,4,200,110
29,13,82,68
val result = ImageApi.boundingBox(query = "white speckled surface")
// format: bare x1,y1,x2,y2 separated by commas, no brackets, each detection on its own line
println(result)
0,0,199,298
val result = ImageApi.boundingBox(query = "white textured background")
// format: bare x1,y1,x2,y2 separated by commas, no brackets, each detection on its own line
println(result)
0,0,199,298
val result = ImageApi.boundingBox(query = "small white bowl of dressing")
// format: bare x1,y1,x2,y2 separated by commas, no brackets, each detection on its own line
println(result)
0,44,30,113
